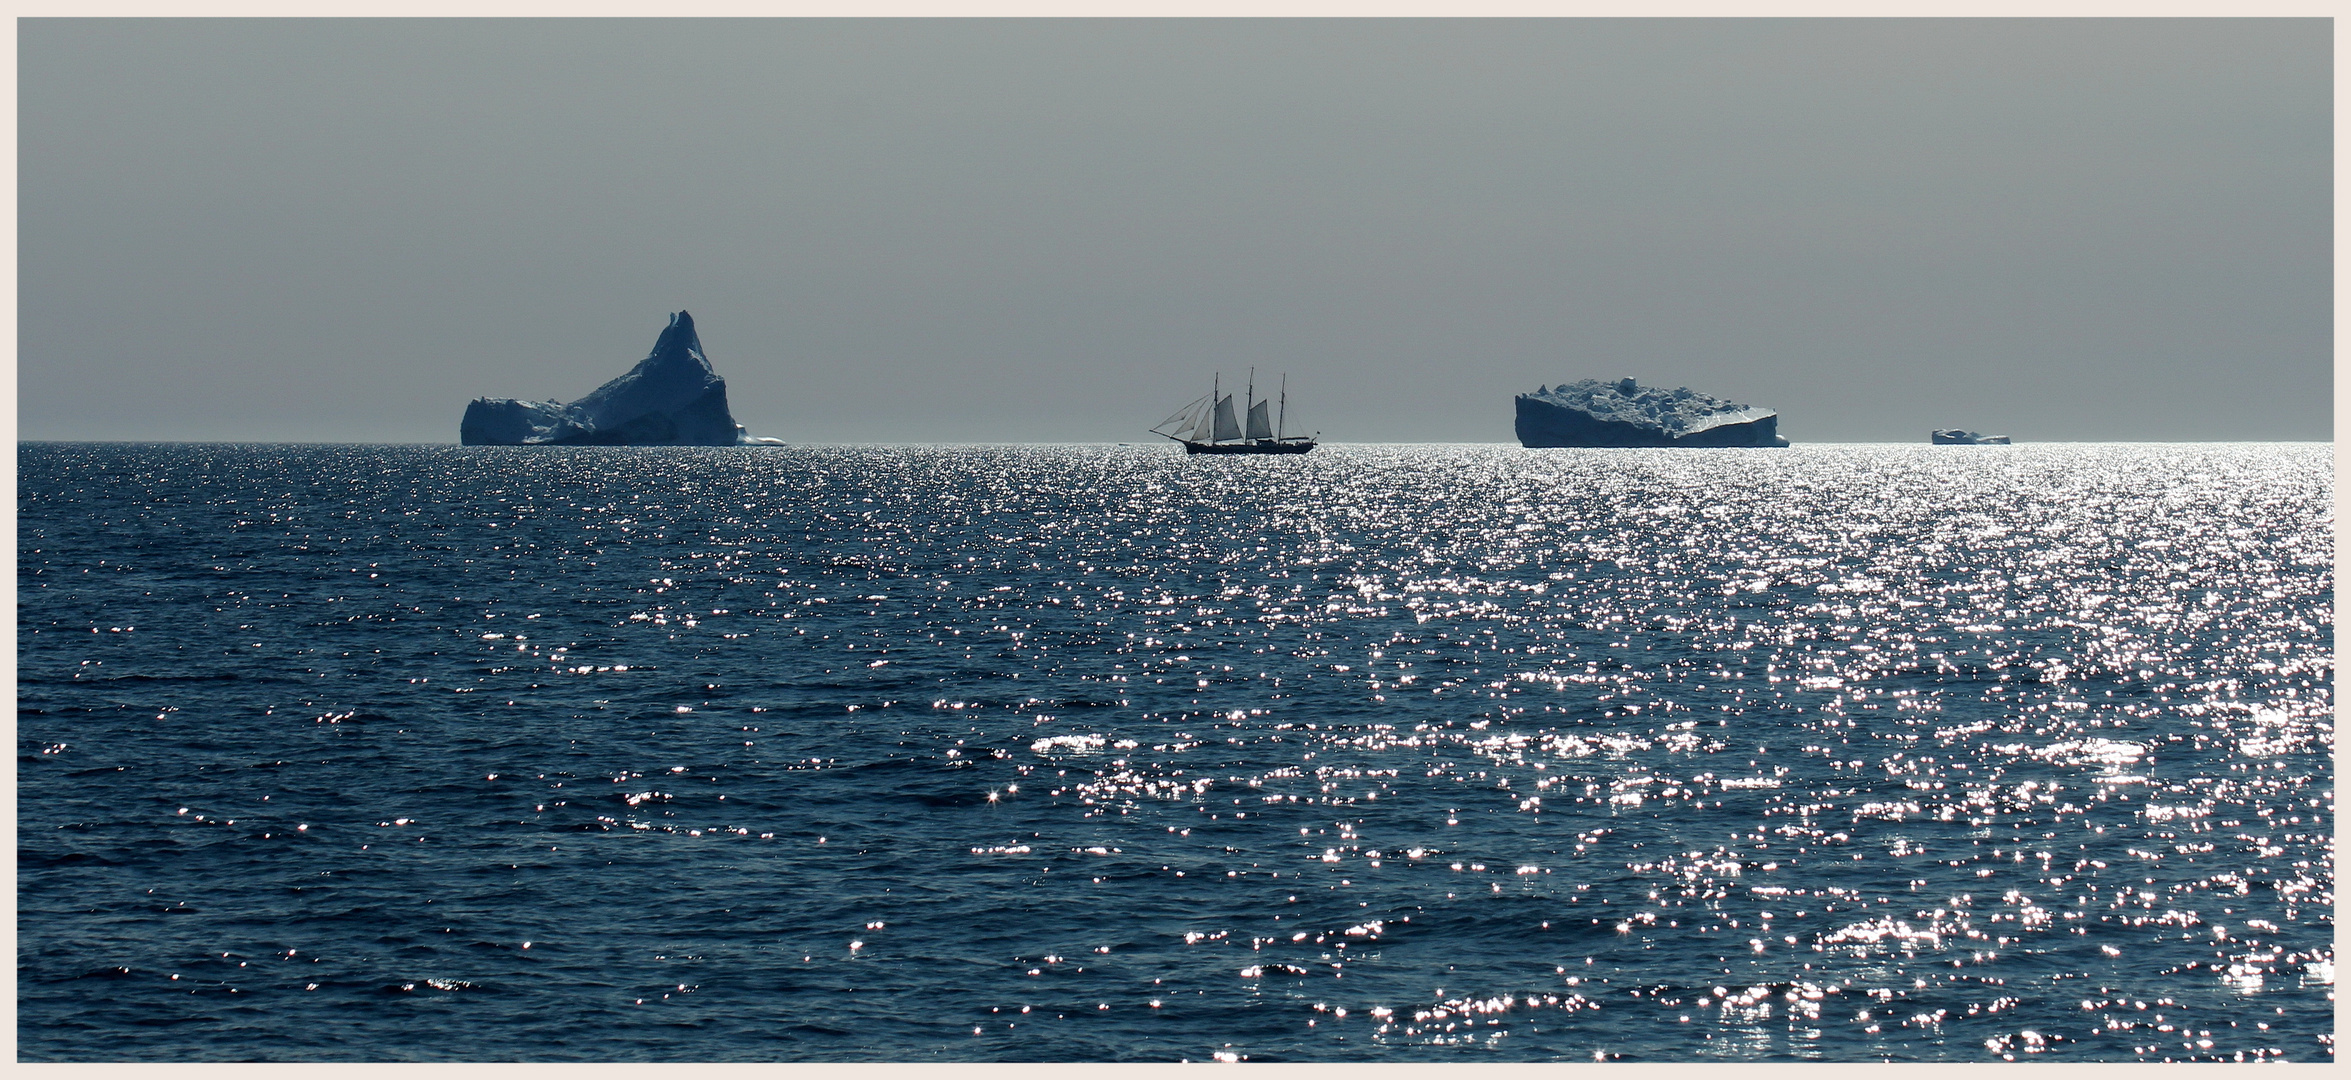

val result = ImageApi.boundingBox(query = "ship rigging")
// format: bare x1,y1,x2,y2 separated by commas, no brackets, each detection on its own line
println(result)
1149,370,1318,455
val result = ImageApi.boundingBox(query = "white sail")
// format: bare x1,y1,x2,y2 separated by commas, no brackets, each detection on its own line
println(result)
1182,400,1216,441
1212,395,1241,442
1154,396,1207,434
1246,399,1273,440
1174,406,1206,442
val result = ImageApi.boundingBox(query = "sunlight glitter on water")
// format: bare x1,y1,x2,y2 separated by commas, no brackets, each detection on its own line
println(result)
16,442,2333,1061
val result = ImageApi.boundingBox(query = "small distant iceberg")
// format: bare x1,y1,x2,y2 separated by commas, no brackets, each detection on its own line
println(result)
1515,378,1788,447
461,311,773,446
1931,429,2011,445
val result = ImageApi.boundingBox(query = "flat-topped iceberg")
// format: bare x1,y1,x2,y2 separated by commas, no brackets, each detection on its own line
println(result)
1515,377,1788,447
461,311,755,446
1931,429,2011,445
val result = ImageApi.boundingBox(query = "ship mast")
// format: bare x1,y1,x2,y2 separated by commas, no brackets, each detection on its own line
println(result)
1278,374,1287,442
1210,372,1220,444
1246,368,1257,444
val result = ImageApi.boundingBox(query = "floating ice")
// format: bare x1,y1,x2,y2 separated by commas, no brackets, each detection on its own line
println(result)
1931,429,2012,445
1515,378,1788,447
461,311,763,446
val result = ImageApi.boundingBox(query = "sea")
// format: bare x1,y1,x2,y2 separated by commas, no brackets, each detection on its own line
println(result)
16,441,2335,1062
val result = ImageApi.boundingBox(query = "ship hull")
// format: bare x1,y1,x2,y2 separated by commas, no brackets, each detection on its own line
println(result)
1183,439,1316,455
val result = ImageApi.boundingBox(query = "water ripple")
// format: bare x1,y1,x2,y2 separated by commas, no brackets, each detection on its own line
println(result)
17,442,2332,1062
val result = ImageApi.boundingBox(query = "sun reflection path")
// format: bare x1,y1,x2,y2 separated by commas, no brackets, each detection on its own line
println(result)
13,442,2333,1061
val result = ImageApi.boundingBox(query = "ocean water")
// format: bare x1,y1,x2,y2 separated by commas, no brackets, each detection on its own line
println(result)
16,441,2334,1062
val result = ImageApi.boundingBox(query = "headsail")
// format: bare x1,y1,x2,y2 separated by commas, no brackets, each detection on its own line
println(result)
1212,395,1242,442
1184,409,1211,442
1153,396,1209,436
1246,399,1272,440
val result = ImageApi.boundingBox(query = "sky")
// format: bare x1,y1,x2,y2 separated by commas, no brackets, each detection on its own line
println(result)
18,18,2332,444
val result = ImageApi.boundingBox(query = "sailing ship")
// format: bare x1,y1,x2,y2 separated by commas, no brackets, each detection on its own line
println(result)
1150,370,1318,455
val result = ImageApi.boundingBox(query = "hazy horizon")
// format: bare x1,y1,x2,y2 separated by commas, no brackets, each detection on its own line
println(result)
13,437,2332,448
20,19,2331,444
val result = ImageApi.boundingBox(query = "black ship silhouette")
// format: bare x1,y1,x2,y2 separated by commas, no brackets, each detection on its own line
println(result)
1150,370,1318,455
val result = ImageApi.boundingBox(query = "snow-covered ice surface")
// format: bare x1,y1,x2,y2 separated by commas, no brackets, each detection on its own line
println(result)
1515,377,1788,447
1932,429,2013,445
461,311,749,446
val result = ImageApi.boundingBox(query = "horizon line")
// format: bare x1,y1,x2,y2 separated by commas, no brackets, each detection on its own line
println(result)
16,438,2336,448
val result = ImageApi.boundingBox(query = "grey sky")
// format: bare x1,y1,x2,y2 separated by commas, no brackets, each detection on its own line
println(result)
19,18,2330,443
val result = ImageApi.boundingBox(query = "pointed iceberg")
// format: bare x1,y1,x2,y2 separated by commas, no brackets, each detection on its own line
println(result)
461,311,748,446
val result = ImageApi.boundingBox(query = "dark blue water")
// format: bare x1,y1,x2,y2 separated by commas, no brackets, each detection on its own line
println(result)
18,442,2334,1061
